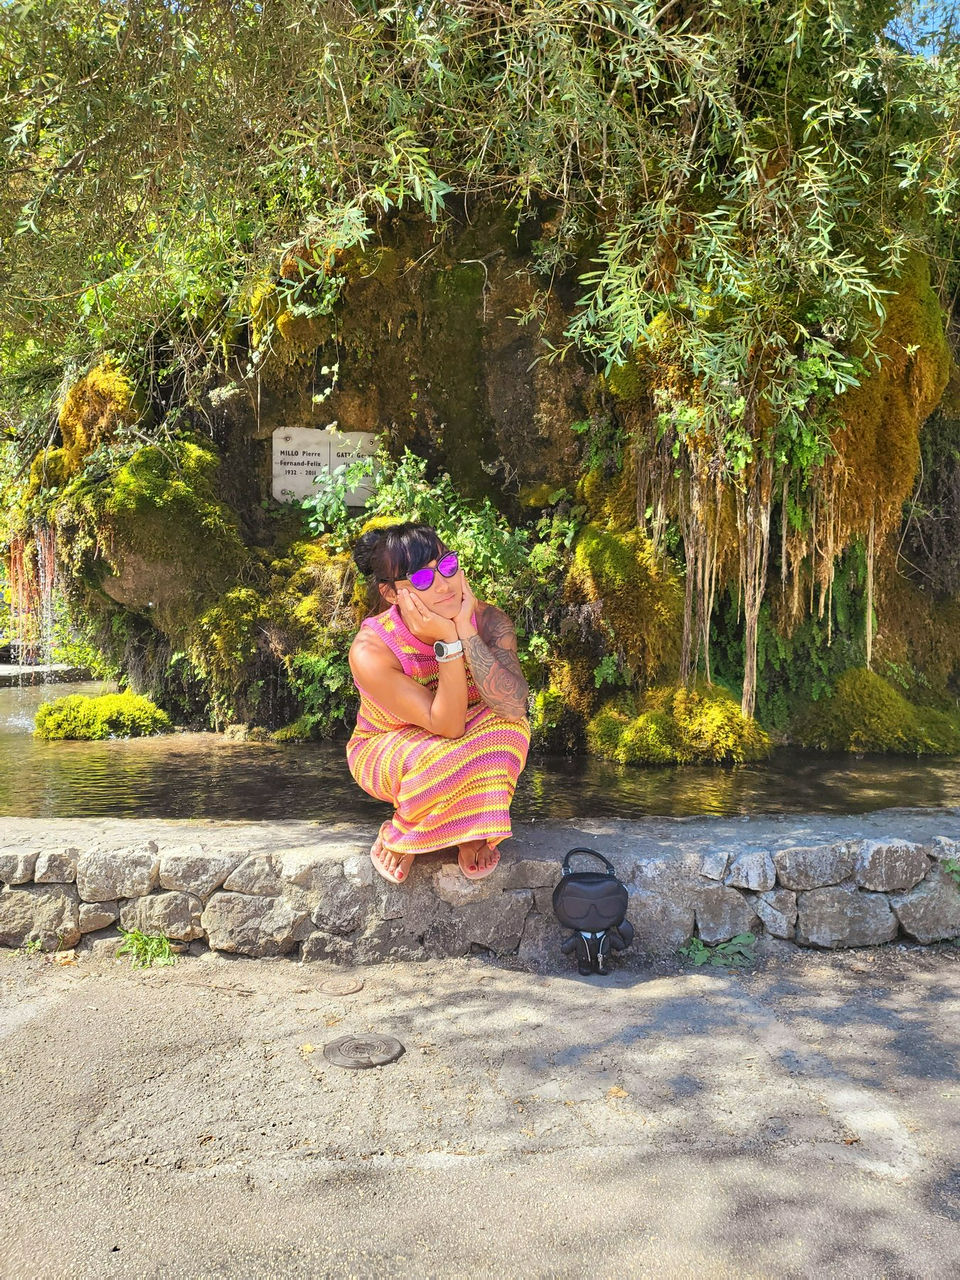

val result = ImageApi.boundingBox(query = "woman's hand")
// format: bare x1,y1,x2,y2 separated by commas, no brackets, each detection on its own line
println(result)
396,587,458,644
454,573,478,638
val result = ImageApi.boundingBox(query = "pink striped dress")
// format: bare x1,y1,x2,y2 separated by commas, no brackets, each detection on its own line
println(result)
346,603,530,855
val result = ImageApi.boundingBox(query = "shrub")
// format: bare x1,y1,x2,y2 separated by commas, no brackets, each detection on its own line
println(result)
34,690,172,740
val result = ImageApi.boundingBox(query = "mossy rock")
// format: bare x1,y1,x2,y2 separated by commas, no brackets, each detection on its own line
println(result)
793,667,960,755
58,360,149,471
587,683,771,766
34,691,171,740
566,523,683,680
54,435,250,639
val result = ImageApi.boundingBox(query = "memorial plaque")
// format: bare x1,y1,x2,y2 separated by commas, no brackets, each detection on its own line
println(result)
272,427,378,504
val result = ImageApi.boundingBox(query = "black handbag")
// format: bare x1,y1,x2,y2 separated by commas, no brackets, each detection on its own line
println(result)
552,847,635,976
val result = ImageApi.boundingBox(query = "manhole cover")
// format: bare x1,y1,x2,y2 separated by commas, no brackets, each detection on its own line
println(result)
323,1034,405,1070
319,976,364,996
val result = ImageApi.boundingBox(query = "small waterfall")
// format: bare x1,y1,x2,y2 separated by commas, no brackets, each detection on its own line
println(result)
8,527,57,667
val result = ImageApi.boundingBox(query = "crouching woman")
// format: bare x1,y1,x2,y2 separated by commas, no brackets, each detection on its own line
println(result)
346,522,530,885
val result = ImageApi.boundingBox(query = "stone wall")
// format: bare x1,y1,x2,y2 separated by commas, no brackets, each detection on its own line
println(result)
0,815,958,965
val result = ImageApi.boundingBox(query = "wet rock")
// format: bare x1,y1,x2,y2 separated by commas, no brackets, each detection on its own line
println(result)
695,886,759,944
201,891,310,956
76,844,160,901
699,848,730,881
120,890,205,941
773,842,858,891
629,889,695,953
222,852,283,896
754,890,798,940
158,846,241,898
0,847,39,885
796,886,898,948
78,901,120,934
889,866,960,944
0,884,81,949
725,849,776,892
854,839,930,892
34,847,80,884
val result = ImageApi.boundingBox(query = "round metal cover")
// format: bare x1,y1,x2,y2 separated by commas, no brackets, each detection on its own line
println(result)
319,976,364,996
323,1033,405,1070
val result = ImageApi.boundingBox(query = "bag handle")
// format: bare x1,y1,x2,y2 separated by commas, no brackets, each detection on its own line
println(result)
562,847,616,876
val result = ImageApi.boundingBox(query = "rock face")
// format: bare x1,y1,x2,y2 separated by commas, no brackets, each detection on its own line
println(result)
889,866,960,943
796,886,898,948
854,840,929,892
773,842,857,891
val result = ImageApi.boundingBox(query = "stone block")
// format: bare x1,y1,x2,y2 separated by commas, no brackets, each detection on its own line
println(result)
0,847,39,885
432,861,503,906
76,844,160,901
695,886,759,944
343,853,374,889
725,849,776,892
699,848,730,881
517,911,563,967
201,891,310,957
158,846,241,897
629,889,695,953
34,847,79,884
275,848,344,891
307,878,368,935
854,839,930,892
498,858,561,891
0,884,81,949
79,901,120,934
889,866,960,944
930,836,960,863
120,890,205,941
422,890,533,957
221,852,283,896
754,890,798,940
773,842,858,891
796,886,898,948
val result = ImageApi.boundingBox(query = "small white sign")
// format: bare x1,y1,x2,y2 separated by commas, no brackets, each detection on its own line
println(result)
272,427,378,504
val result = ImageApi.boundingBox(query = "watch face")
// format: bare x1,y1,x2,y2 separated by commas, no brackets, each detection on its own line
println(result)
433,640,446,658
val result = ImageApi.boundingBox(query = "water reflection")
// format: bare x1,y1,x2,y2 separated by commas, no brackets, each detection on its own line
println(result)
1,680,959,820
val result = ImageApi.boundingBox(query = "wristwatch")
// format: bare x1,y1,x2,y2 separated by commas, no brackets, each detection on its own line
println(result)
434,638,464,663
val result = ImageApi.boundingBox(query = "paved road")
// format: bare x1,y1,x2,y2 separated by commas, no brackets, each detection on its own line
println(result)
2,940,960,1278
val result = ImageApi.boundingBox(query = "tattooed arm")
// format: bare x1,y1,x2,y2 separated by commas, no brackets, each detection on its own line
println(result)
455,582,529,721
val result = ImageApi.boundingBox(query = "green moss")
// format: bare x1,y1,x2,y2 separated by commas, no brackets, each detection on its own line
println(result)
34,691,171,740
54,435,249,638
602,357,644,402
567,523,683,680
587,683,771,765
793,667,960,755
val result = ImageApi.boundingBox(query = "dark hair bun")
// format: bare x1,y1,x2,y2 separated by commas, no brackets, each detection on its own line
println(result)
352,529,383,577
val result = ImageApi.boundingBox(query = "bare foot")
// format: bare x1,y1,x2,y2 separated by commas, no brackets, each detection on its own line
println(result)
371,841,414,884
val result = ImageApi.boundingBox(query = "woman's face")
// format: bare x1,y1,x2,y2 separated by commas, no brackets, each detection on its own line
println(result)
383,551,463,620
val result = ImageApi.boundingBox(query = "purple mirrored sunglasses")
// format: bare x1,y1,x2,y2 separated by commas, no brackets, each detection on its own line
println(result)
407,551,459,591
